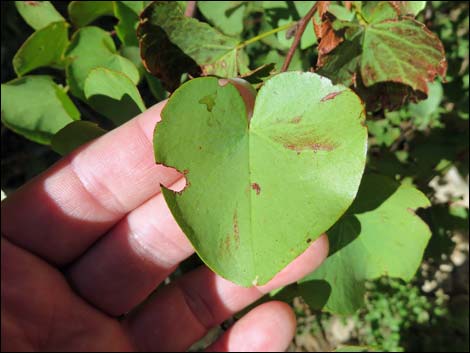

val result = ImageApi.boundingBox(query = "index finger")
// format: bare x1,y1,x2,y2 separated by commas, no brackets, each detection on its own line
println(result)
1,101,182,265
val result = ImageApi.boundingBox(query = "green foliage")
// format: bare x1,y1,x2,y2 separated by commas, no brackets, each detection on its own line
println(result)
197,1,246,37
1,75,80,145
299,174,431,314
0,4,468,346
68,1,114,27
65,26,139,100
138,1,249,91
13,21,69,76
114,1,145,46
84,67,145,125
353,277,449,352
156,72,367,286
15,1,64,30
51,120,106,155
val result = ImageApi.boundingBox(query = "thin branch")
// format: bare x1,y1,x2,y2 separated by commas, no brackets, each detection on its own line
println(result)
281,3,318,72
184,1,197,17
236,22,296,49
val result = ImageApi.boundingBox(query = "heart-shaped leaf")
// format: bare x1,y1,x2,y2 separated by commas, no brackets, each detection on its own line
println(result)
155,72,367,286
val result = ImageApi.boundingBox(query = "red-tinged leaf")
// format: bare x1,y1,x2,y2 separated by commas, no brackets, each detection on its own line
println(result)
317,17,447,109
361,19,447,94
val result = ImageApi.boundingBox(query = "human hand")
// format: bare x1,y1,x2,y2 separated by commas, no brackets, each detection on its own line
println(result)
1,99,328,352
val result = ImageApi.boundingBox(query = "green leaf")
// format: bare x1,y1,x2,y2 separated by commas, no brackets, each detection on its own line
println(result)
299,174,431,314
1,76,80,145
391,1,427,17
84,67,145,126
51,120,106,155
361,1,399,24
155,72,367,286
260,1,295,50
198,1,246,37
409,81,443,130
138,1,249,91
65,26,139,100
254,49,303,73
15,1,65,30
258,1,316,50
293,1,317,49
114,1,145,46
120,45,145,80
68,1,114,27
13,21,69,76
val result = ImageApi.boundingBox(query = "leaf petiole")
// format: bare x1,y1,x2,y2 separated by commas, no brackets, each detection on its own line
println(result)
236,22,297,49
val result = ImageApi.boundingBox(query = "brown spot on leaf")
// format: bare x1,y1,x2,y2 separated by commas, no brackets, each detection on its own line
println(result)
290,116,302,124
251,183,261,195
25,1,39,5
285,142,336,153
320,91,343,102
182,169,189,175
233,210,240,247
306,238,312,243
224,235,231,251
272,129,339,154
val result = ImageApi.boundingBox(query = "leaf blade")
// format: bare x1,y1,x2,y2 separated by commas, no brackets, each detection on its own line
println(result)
13,21,69,76
1,75,80,145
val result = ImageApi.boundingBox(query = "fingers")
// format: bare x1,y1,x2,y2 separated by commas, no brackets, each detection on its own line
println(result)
67,178,193,316
1,238,133,352
205,301,296,352
123,235,328,352
1,101,182,265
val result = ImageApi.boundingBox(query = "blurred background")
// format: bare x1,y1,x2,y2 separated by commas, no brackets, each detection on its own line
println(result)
1,1,468,351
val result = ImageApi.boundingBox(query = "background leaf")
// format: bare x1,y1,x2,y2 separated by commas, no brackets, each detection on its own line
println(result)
13,21,69,76
198,1,246,37
299,174,432,314
318,15,447,110
15,1,64,30
361,19,447,93
390,1,427,17
51,120,106,155
65,26,139,100
114,1,145,46
68,1,114,27
1,75,80,145
84,67,145,126
138,1,249,91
